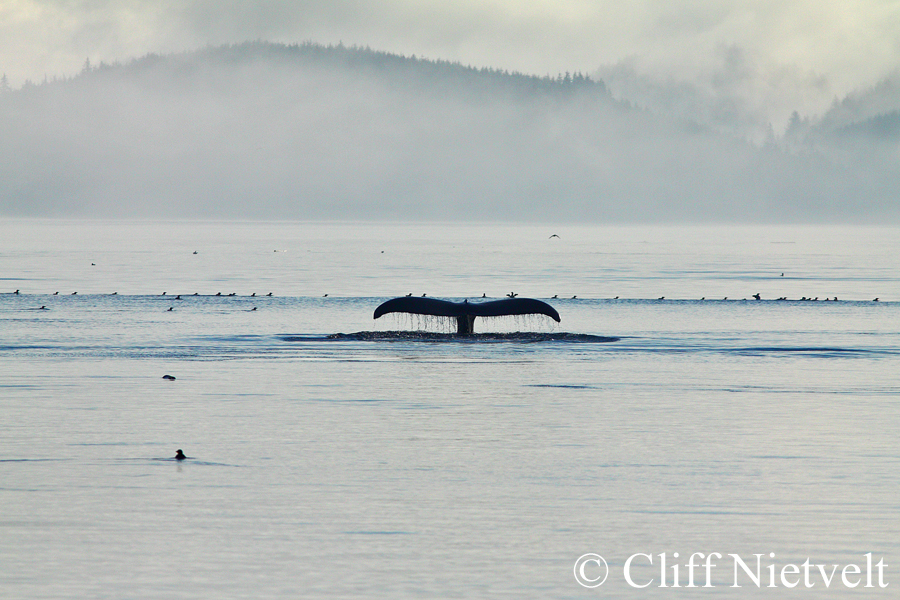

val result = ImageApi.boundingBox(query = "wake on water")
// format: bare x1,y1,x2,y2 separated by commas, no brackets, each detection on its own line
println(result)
319,332,620,343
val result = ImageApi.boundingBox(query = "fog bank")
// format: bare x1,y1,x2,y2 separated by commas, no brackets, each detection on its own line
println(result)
1,43,897,223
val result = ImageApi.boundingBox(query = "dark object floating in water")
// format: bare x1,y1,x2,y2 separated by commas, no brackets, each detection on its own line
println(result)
175,449,187,460
374,296,560,335
162,374,176,380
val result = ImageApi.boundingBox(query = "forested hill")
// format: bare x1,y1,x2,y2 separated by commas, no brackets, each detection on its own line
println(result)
0,42,896,222
799,72,900,145
12,41,612,106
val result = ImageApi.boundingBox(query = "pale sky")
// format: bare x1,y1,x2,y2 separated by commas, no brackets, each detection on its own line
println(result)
3,0,899,99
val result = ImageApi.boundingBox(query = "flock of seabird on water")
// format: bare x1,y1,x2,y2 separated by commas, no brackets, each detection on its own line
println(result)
3,252,890,307
3,286,888,311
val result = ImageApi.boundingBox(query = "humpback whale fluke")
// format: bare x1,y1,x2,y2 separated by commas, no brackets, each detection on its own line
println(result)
374,297,560,335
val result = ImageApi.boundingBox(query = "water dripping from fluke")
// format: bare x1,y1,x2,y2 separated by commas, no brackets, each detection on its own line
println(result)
373,296,561,334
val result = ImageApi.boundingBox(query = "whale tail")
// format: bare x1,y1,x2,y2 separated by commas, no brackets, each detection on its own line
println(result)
373,297,560,334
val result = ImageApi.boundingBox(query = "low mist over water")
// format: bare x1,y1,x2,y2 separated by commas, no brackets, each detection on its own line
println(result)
2,42,898,223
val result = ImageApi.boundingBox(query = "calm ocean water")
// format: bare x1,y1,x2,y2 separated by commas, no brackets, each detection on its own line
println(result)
2,220,899,599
